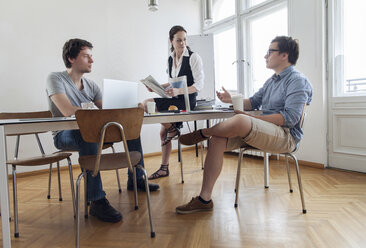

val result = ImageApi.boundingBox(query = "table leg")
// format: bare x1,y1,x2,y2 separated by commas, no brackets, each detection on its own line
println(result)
0,126,12,247
194,121,198,157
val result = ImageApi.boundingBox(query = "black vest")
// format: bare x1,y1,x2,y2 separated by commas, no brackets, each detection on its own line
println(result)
168,50,195,88
168,50,198,107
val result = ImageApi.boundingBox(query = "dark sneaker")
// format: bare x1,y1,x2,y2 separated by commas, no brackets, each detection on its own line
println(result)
178,130,209,146
127,178,160,192
176,196,214,214
89,198,122,223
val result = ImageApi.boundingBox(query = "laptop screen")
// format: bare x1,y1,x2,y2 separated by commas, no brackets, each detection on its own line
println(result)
102,79,139,109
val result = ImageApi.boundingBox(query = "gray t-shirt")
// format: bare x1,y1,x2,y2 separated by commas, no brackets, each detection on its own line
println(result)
46,71,102,117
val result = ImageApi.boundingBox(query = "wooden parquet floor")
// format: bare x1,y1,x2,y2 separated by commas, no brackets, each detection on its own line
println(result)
1,150,366,248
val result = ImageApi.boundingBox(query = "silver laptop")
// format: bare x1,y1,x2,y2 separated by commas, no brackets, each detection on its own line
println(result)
102,79,139,109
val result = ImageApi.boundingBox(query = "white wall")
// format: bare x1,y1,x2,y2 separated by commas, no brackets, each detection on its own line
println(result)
0,0,201,172
0,0,328,173
288,0,327,166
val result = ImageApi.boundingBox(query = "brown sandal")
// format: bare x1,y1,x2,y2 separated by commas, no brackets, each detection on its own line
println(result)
148,165,170,180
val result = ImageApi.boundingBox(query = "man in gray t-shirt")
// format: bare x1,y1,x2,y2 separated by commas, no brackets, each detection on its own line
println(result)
46,71,102,118
46,38,159,223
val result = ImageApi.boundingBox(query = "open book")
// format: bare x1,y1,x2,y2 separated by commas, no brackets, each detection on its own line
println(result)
140,75,170,98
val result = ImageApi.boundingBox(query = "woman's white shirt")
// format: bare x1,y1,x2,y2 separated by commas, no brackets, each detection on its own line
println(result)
168,47,204,92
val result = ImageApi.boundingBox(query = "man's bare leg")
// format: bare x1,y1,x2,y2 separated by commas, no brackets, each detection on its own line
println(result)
199,115,252,200
202,114,252,139
199,136,227,201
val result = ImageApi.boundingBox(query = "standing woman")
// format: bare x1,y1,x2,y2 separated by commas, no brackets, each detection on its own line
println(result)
144,25,204,179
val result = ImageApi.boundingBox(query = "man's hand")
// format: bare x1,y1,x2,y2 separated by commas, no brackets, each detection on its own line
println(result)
216,86,232,103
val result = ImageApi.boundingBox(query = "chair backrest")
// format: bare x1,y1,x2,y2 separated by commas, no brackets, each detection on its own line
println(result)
299,104,307,129
75,108,144,143
0,111,52,120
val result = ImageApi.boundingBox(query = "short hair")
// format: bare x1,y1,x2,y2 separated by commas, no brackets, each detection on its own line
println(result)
62,38,93,68
271,36,299,65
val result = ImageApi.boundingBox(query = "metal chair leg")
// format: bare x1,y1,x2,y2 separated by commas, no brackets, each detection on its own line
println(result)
67,157,76,217
288,153,306,214
178,142,184,183
285,155,293,193
57,162,62,201
47,163,52,199
75,173,84,248
133,167,138,210
264,152,269,188
5,164,11,221
116,170,122,193
12,165,19,237
234,149,244,208
84,173,88,218
137,165,155,238
111,146,122,193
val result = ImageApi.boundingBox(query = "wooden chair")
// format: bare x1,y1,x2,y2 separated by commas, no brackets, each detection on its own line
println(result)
74,108,155,248
0,111,74,237
234,104,308,214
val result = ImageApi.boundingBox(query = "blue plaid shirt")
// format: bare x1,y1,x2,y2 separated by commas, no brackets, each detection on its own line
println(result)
249,65,313,143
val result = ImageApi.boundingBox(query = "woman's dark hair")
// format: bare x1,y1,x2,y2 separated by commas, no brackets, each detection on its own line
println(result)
271,36,299,65
62,38,93,68
169,25,191,52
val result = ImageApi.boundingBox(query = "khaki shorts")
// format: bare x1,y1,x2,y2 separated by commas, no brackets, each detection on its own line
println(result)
226,117,296,154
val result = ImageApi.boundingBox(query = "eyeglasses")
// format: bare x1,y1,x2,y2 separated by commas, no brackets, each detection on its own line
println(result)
266,49,280,56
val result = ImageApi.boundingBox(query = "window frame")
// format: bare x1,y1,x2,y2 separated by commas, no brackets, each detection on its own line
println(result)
202,0,288,98
328,0,366,97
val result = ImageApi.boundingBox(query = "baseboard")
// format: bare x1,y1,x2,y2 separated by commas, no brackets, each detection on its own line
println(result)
225,152,325,169
268,154,325,169
143,146,196,158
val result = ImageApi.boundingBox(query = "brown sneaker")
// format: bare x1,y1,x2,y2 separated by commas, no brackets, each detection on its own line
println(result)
176,196,213,214
178,130,209,146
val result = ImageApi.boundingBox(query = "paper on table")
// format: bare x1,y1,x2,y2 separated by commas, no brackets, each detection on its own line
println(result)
140,75,170,98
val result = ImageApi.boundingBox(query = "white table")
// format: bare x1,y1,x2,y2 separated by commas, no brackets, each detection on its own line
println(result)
0,110,236,247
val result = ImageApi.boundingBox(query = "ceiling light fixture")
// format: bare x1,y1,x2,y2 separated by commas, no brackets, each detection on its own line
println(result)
204,0,213,25
148,0,158,12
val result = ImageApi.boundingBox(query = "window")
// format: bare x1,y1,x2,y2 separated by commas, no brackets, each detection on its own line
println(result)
212,0,236,23
333,0,366,96
203,0,288,97
247,0,268,8
248,7,288,94
214,28,237,91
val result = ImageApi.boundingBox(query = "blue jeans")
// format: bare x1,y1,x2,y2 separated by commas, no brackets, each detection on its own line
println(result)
54,130,145,201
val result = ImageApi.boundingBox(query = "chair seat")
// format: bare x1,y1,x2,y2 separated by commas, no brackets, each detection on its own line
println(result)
56,143,115,153
78,151,141,171
7,152,72,166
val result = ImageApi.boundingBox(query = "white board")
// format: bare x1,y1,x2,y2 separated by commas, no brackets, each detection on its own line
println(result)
188,34,215,100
